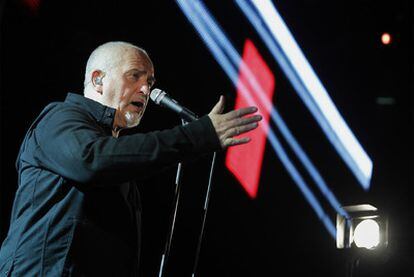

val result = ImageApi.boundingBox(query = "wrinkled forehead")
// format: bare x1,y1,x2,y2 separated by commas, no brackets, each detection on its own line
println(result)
121,48,154,74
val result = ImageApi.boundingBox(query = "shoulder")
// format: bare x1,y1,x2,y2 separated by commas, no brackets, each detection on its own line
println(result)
40,101,94,124
34,101,98,136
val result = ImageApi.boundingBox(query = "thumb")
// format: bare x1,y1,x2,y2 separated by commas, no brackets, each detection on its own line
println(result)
209,95,225,115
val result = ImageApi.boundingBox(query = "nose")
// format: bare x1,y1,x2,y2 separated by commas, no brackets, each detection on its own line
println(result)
140,85,150,96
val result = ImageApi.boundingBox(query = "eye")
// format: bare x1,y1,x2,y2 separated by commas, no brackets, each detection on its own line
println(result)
148,77,156,88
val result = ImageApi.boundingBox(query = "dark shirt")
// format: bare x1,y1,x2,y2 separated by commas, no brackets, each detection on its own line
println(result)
0,93,221,276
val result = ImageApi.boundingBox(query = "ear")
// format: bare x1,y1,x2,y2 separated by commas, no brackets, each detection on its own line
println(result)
91,70,105,94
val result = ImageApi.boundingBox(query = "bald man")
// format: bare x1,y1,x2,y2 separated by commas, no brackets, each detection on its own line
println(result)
0,41,261,276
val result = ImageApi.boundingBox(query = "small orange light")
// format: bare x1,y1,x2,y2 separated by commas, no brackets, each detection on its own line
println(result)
381,33,392,45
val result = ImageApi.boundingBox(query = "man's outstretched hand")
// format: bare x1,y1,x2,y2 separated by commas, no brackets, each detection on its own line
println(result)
208,95,262,149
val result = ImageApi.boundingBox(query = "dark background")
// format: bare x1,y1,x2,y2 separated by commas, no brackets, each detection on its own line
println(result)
1,0,413,276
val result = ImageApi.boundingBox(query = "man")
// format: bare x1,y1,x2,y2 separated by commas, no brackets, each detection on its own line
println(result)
0,41,261,276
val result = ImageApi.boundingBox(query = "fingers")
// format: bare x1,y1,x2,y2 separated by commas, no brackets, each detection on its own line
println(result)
226,114,262,129
208,98,262,149
209,95,225,115
219,117,260,148
225,122,258,137
223,137,251,147
223,106,257,120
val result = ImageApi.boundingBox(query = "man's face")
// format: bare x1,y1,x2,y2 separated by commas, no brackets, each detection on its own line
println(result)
101,49,155,129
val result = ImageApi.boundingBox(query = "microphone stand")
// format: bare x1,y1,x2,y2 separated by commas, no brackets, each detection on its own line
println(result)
191,151,217,277
158,119,187,277
158,114,217,277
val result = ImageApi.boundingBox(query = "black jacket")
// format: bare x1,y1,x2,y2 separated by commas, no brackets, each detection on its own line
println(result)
0,93,221,276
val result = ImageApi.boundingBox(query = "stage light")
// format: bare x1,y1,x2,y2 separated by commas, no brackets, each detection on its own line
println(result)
177,0,338,237
178,1,350,227
336,204,388,250
381,32,392,45
237,0,373,190
353,219,380,249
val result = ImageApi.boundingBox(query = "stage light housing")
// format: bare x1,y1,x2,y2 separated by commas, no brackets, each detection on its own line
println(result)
336,204,388,250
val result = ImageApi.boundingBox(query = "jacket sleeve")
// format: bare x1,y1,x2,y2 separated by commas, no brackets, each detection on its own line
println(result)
31,106,221,185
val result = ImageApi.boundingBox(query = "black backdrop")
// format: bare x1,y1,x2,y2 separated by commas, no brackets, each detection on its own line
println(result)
1,0,413,276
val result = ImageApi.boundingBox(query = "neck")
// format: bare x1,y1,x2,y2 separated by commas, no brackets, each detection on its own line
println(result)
84,89,122,137
112,110,126,138
84,88,100,102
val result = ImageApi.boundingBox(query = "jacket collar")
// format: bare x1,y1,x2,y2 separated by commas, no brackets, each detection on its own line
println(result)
64,93,116,129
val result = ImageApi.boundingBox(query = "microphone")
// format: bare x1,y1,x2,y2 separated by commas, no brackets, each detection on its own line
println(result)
150,88,198,122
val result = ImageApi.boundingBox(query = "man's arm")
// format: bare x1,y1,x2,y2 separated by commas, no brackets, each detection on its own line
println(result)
32,106,221,185
32,97,261,185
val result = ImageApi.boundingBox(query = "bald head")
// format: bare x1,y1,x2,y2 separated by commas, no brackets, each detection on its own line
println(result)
83,41,150,88
82,41,155,131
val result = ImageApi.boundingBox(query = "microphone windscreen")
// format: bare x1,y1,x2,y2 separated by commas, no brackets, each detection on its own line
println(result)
150,88,164,104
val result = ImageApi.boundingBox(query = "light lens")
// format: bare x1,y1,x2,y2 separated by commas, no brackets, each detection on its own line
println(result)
353,219,380,249
381,33,392,45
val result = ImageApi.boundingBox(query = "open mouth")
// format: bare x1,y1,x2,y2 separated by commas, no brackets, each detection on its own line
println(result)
131,101,144,108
